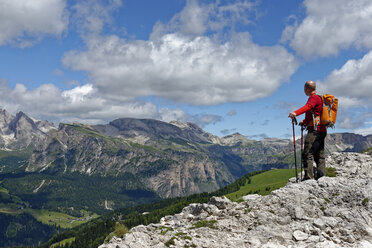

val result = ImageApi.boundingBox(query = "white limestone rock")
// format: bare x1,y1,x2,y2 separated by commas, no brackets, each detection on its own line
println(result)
99,152,372,248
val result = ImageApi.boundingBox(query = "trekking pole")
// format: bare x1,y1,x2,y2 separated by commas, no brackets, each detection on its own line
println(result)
292,117,298,182
300,124,304,181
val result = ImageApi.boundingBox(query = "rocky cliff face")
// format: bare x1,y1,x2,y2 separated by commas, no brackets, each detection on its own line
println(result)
0,109,55,150
25,118,299,198
326,132,372,153
100,151,372,248
26,123,237,198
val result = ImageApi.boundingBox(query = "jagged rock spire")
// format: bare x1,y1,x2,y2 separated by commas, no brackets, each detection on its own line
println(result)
0,109,55,149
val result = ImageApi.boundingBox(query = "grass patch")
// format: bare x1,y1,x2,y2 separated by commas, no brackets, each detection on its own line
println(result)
159,226,174,235
362,198,370,206
165,237,176,247
104,222,128,243
128,141,162,153
245,207,253,214
50,237,75,248
174,232,192,240
225,169,296,201
190,220,217,229
361,147,372,154
324,197,330,204
326,167,337,177
0,184,9,194
0,206,23,215
28,209,99,229
184,244,197,248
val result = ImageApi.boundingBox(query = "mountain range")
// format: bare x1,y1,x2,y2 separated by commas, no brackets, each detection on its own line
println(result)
1,108,372,247
1,108,372,207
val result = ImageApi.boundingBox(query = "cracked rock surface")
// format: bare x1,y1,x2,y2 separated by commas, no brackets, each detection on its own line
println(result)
99,152,372,248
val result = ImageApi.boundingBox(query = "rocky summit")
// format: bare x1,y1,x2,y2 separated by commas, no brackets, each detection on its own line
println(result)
100,152,372,248
0,109,55,149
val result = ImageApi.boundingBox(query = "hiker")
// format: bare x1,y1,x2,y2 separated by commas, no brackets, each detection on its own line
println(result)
288,81,327,180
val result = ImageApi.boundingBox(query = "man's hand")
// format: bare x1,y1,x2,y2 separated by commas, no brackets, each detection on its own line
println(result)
288,112,296,120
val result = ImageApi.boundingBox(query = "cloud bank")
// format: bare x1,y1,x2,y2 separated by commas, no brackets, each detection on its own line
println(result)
0,80,222,127
318,51,372,109
63,32,298,105
62,0,298,106
0,0,299,132
0,0,68,47
282,0,372,58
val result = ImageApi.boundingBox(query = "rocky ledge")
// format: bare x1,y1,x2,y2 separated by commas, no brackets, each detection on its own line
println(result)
100,152,372,248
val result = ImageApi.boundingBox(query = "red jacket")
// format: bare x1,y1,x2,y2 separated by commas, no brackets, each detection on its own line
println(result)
294,93,327,132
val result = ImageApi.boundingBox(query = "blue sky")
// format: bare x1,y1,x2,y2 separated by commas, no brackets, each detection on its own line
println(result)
1,0,372,139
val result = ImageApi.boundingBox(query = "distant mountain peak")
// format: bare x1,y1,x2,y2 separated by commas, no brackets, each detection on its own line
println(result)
9,111,38,132
170,121,201,130
218,132,253,146
222,132,244,138
0,109,55,149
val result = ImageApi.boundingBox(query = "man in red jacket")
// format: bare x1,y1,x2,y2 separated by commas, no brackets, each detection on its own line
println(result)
289,81,327,180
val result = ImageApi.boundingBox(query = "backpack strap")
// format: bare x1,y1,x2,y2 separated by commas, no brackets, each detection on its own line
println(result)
310,94,322,130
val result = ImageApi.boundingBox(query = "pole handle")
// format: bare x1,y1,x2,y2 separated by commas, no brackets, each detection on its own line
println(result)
292,116,298,125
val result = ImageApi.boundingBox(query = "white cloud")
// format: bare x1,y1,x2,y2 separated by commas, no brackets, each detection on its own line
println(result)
150,0,255,40
0,0,68,46
282,0,372,58
318,51,372,109
63,32,298,105
354,126,372,136
62,84,95,103
196,114,222,126
159,108,189,123
336,112,372,130
0,80,158,124
71,0,122,35
158,108,222,127
317,51,372,131
0,80,221,127
63,0,297,106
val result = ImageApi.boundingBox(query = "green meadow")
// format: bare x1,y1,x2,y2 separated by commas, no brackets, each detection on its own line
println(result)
28,209,99,229
226,169,297,201
50,237,76,248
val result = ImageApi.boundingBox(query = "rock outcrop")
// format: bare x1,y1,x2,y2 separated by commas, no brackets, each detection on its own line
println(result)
100,152,372,248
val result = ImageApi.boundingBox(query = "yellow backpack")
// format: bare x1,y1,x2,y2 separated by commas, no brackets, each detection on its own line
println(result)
320,94,338,127
310,94,338,128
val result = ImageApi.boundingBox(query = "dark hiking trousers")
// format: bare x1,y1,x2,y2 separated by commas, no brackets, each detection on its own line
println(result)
302,130,327,180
